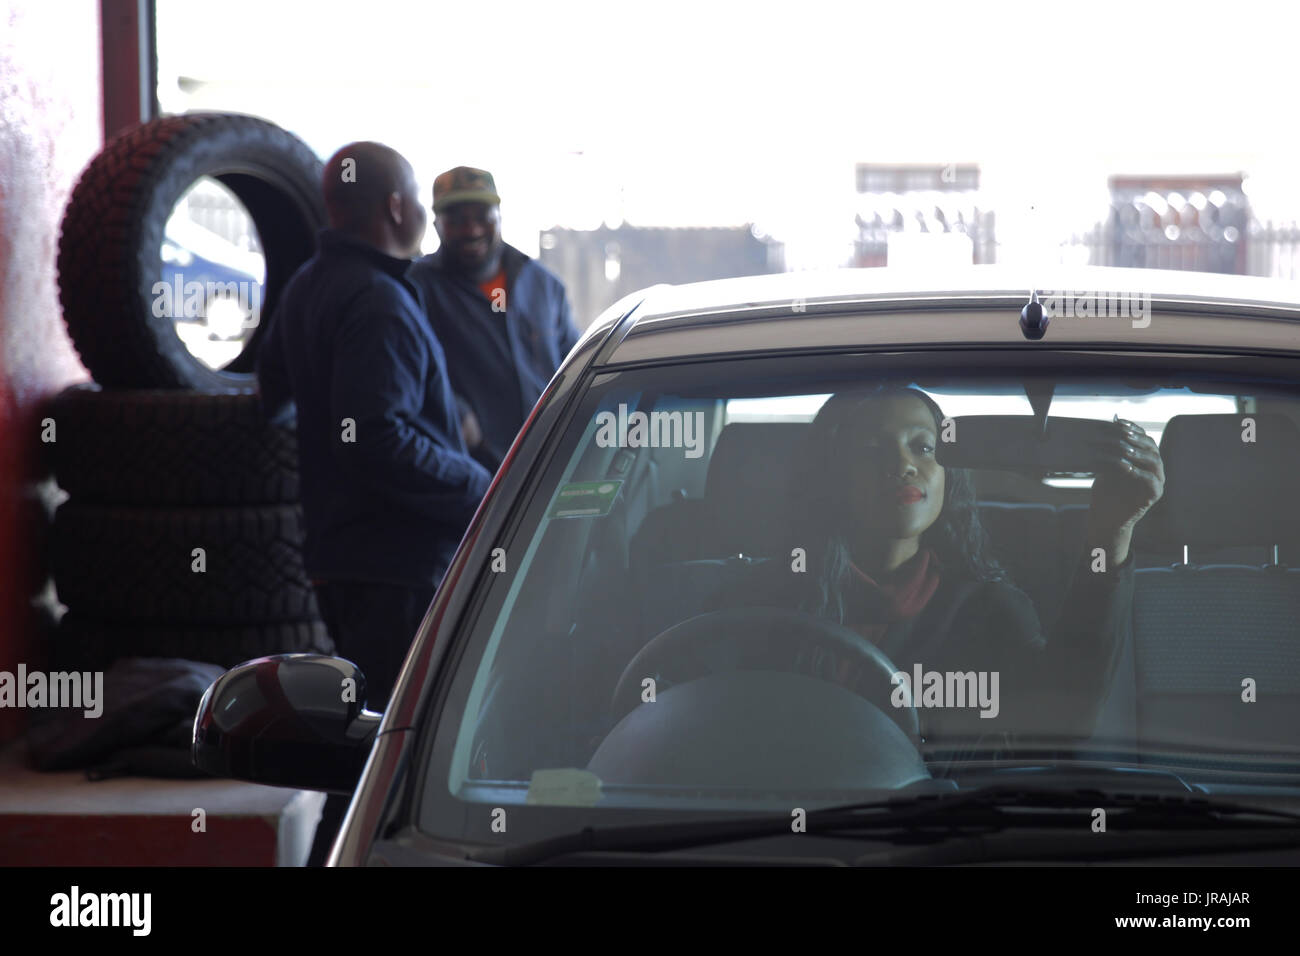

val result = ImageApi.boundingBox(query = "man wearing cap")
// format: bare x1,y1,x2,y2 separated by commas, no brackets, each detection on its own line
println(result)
409,166,582,474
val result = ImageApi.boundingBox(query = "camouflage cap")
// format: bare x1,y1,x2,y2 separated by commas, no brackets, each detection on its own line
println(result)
432,166,501,213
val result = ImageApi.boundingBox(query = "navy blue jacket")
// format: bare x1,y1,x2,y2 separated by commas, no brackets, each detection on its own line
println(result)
257,230,493,588
408,243,580,472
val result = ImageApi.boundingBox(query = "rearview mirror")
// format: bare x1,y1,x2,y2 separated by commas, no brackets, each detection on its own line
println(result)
936,416,1118,473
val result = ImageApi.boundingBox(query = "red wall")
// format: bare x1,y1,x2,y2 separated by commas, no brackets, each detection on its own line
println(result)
0,1,101,740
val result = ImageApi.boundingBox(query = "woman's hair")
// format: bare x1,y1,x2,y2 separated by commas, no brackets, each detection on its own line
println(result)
790,383,1007,623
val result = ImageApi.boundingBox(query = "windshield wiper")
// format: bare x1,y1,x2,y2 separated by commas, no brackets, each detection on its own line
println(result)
459,784,1300,866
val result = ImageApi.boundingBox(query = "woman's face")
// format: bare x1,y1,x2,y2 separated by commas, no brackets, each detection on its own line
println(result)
846,393,946,542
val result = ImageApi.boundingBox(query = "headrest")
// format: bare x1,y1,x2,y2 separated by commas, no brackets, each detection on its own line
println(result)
704,422,809,501
702,422,809,556
1141,413,1300,548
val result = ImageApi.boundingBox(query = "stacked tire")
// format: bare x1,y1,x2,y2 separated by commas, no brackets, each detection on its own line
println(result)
43,113,333,671
19,475,62,661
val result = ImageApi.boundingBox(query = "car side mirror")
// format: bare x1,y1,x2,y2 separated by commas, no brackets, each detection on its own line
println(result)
192,654,382,794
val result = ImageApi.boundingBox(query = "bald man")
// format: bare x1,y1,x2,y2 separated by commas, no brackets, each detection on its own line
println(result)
257,143,491,863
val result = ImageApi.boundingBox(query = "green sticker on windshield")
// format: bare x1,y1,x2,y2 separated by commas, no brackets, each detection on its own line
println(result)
548,479,623,519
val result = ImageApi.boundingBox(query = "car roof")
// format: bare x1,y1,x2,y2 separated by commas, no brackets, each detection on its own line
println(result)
581,265,1300,367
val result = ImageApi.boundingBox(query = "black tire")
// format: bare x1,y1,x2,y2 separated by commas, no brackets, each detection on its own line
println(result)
28,599,62,652
50,613,334,673
51,502,319,623
27,412,56,484
19,479,61,601
42,384,298,506
57,112,325,391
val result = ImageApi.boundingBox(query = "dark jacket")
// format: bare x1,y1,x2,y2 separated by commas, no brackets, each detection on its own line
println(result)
257,230,493,588
724,549,1134,770
407,243,581,473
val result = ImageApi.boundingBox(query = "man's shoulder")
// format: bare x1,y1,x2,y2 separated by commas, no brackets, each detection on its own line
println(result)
406,253,463,306
409,252,441,280
279,251,324,298
286,248,419,308
306,268,427,355
351,268,421,307
512,247,564,292
312,250,420,312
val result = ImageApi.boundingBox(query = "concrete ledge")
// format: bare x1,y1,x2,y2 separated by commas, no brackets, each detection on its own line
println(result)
0,740,326,866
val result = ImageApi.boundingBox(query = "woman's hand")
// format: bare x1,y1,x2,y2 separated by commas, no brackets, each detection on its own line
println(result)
1087,418,1165,566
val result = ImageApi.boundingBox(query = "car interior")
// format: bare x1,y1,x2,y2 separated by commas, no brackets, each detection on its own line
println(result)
462,374,1300,794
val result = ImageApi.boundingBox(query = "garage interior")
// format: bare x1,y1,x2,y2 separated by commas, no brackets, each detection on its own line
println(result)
6,0,1300,874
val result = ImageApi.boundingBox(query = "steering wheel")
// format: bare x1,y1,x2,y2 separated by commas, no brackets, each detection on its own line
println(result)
610,606,919,744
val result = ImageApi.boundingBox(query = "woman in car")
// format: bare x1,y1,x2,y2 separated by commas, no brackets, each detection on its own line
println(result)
770,385,1165,769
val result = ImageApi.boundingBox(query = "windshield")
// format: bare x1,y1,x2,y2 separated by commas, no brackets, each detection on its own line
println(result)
418,351,1300,844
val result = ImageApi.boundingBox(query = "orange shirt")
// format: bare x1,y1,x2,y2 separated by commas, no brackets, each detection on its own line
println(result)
478,268,507,312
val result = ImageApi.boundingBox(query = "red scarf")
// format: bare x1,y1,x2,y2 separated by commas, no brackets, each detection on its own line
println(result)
800,548,943,691
846,547,941,643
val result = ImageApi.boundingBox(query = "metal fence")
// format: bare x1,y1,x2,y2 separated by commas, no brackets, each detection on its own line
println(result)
1060,217,1300,279
176,178,263,253
1245,221,1300,279
853,203,997,267
1057,180,1300,280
